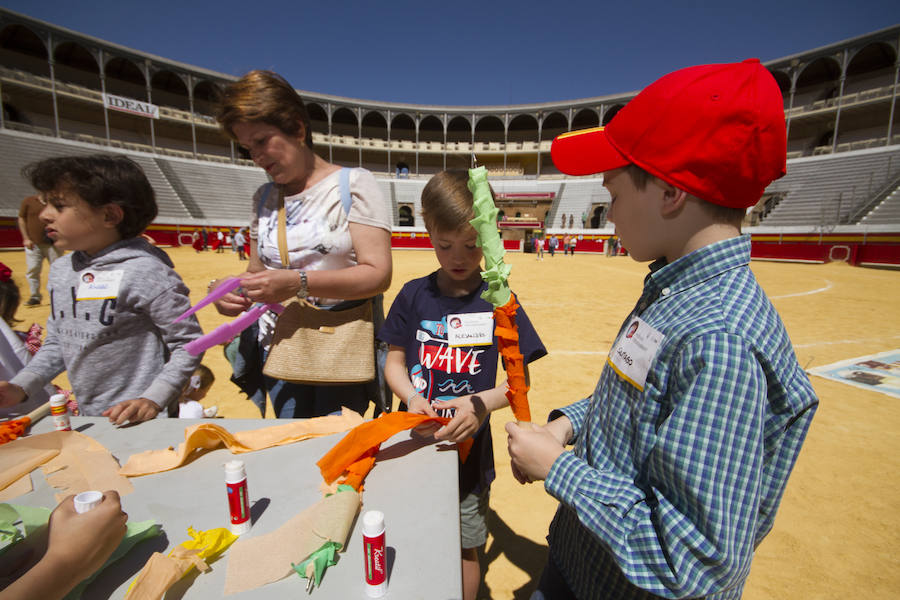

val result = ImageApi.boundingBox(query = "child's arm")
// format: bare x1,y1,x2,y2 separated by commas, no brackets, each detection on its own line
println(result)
116,279,202,424
6,322,66,404
384,345,437,417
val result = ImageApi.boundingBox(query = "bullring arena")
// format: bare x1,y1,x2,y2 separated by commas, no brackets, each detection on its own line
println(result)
1,7,899,599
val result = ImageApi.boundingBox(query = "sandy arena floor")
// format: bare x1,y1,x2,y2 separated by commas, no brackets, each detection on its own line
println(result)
5,245,899,599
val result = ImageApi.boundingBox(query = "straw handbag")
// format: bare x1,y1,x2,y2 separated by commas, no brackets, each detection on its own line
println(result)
261,173,375,384
263,296,375,384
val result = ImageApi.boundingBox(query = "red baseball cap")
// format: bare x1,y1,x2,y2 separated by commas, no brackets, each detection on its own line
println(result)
551,59,786,209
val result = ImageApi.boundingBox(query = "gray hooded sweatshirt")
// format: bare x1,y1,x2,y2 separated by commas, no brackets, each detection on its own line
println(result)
11,238,202,415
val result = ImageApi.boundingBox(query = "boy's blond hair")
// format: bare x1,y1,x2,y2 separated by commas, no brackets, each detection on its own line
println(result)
421,170,495,233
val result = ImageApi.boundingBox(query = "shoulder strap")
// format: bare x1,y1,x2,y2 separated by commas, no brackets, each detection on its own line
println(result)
257,183,275,258
339,168,352,215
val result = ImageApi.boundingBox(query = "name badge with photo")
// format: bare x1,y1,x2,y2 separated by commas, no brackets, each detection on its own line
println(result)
446,312,494,347
607,316,664,391
76,270,124,300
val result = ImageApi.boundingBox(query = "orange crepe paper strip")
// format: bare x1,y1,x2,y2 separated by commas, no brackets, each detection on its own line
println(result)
0,416,31,445
494,293,530,423
318,412,473,488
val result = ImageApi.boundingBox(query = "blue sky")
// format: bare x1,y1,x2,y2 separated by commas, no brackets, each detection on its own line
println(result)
3,1,899,106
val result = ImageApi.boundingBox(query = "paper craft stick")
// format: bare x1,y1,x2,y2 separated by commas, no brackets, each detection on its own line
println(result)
173,276,284,356
173,276,242,323
467,166,531,422
183,302,281,356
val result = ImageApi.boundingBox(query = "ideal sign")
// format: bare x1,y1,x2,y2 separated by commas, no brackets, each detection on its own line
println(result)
103,93,159,119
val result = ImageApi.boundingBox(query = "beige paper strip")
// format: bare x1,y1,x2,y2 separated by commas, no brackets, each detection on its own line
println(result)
0,471,35,501
123,548,208,600
223,489,360,596
0,431,133,501
0,445,59,492
120,408,364,477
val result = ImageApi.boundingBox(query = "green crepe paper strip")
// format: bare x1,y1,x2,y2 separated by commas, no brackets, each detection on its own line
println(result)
291,541,341,589
291,484,356,589
468,166,511,308
0,504,51,556
64,519,161,600
0,502,160,599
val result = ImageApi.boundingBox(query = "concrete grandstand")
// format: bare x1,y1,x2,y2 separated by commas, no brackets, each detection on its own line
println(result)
1,8,898,266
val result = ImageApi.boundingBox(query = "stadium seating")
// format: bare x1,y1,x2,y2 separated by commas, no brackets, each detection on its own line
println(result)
760,146,900,226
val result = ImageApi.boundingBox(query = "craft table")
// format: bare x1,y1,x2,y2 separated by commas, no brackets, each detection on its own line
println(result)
15,417,463,599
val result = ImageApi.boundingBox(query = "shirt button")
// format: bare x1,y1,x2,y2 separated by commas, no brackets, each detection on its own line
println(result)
661,287,671,296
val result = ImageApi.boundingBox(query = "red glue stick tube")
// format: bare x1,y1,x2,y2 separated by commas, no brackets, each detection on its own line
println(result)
363,510,387,597
224,460,251,535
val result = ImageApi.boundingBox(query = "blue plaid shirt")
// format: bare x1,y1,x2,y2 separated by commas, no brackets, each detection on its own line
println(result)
544,235,817,599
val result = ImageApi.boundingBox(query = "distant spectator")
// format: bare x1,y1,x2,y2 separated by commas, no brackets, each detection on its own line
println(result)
233,228,246,261
17,195,61,306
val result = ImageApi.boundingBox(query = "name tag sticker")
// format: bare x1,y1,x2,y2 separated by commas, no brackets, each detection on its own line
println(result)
76,270,124,300
447,312,494,347
607,316,664,390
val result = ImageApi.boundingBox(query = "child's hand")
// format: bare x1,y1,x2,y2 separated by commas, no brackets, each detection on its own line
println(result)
407,395,442,437
432,394,488,443
102,398,160,426
505,421,567,484
0,382,26,408
45,491,127,575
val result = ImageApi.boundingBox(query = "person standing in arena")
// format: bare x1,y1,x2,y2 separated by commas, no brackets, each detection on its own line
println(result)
210,70,392,418
17,194,61,306
506,60,818,599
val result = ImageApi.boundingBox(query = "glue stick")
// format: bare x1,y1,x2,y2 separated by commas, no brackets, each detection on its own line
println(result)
49,394,71,431
224,460,251,534
362,510,387,597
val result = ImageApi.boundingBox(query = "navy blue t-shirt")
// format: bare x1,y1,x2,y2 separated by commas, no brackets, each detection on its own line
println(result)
378,271,547,497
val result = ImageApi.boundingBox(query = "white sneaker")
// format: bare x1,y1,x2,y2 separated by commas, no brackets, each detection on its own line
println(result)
203,406,218,418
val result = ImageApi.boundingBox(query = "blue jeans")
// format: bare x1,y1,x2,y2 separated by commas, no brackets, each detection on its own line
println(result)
263,375,369,418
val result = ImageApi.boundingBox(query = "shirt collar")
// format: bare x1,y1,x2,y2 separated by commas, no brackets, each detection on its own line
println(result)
645,234,751,295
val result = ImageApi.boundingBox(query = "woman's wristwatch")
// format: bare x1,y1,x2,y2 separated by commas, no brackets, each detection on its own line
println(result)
296,271,309,300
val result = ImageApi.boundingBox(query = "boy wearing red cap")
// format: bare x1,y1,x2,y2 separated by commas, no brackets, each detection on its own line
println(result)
506,60,818,599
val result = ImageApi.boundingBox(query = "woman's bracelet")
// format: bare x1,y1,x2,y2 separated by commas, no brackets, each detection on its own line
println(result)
406,391,420,407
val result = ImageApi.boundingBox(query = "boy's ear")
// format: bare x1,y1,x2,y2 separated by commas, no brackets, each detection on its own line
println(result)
103,204,124,229
660,186,689,218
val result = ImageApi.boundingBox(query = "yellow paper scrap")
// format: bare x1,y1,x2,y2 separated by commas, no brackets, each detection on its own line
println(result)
124,527,237,600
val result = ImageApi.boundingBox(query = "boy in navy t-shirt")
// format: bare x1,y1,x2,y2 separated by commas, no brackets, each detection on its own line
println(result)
378,170,546,600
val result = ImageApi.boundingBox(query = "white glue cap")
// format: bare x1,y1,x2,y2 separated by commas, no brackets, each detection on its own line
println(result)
362,510,385,536
49,393,67,407
74,490,103,513
224,460,246,483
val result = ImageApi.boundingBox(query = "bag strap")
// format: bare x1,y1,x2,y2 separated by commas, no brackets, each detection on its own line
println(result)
339,168,352,215
276,188,290,266
257,183,275,259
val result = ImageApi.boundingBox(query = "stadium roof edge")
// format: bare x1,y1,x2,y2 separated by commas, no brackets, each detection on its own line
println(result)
2,7,897,111
763,23,900,69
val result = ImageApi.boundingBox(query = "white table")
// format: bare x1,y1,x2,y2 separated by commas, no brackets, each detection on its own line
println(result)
15,417,463,599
